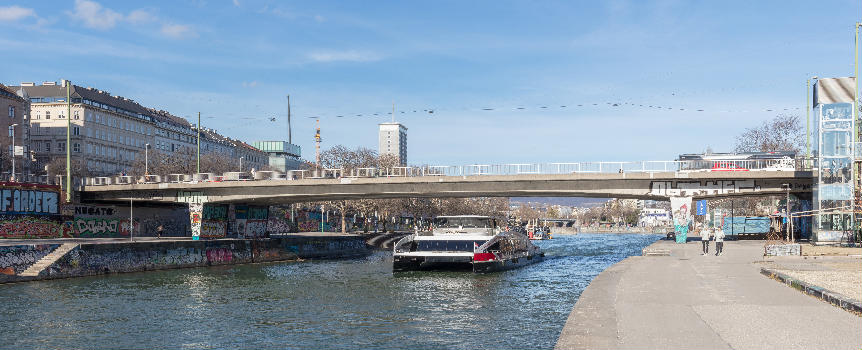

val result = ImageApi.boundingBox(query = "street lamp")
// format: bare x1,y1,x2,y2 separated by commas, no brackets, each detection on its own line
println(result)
9,123,17,182
145,143,150,176
239,156,244,173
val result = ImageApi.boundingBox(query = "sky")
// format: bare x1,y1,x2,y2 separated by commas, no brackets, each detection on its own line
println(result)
1,0,860,165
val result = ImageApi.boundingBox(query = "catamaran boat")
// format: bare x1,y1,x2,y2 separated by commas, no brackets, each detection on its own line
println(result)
393,215,544,273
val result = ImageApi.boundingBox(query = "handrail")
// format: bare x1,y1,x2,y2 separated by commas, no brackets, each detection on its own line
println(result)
79,158,816,186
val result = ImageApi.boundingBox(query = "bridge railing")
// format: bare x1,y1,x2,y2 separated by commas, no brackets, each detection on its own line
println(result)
81,157,815,186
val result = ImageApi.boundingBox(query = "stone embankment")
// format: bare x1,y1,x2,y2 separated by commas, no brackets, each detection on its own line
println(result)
0,234,369,283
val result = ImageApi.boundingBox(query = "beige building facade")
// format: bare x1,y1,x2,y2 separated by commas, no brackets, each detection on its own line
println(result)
0,84,32,179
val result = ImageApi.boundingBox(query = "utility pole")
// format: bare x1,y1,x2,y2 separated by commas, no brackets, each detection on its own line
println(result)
65,80,71,202
287,94,292,144
197,112,201,174
315,119,321,168
392,101,395,123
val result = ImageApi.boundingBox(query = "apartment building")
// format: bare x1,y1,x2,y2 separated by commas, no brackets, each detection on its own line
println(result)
15,81,268,177
0,84,31,178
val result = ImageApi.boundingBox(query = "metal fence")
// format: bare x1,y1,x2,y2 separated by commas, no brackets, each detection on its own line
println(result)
78,157,816,186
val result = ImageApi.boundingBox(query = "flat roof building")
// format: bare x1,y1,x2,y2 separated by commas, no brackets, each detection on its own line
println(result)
378,122,407,165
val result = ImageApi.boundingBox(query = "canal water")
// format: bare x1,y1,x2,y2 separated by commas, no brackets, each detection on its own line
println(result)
0,234,659,350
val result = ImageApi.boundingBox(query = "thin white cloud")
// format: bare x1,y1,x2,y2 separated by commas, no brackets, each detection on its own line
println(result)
0,5,35,22
161,23,198,39
233,0,241,7
126,9,157,24
307,50,382,63
69,0,123,30
242,81,258,88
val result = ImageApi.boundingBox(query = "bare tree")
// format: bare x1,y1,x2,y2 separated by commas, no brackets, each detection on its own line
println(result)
734,114,804,153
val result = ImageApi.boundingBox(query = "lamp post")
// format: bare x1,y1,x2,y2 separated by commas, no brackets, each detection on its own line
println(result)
239,156,244,173
144,143,150,176
9,123,17,182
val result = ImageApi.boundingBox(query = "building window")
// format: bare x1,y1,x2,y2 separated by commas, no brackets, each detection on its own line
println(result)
73,126,80,136
73,143,80,153
58,142,65,151
7,125,12,137
8,106,13,118
59,111,65,119
45,142,51,152
74,111,79,120
45,111,50,119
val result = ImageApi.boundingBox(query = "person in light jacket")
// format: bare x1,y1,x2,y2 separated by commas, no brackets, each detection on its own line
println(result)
701,228,713,255
714,227,725,256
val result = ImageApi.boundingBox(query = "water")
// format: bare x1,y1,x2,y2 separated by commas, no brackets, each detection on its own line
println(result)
0,234,659,350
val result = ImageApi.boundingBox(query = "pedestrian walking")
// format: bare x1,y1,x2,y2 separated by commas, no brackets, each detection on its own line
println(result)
701,228,712,255
714,227,725,256
156,225,163,239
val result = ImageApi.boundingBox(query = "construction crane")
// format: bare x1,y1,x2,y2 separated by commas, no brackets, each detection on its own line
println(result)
315,119,321,168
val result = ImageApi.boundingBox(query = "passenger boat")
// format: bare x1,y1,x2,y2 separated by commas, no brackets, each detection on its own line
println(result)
393,215,544,273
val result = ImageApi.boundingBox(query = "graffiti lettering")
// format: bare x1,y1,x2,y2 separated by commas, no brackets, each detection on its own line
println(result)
177,191,207,204
202,204,228,220
650,180,760,197
0,217,65,239
73,218,138,237
74,206,114,216
201,221,227,238
1,189,59,215
205,248,233,263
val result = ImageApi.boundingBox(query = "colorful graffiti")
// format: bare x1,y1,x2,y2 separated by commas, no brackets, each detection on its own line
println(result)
0,244,57,275
205,248,233,263
190,203,203,239
201,221,227,237
0,185,61,215
671,196,693,243
0,216,68,239
267,219,294,234
72,218,138,237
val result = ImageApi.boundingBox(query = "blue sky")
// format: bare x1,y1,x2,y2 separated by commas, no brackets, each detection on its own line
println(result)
1,0,860,164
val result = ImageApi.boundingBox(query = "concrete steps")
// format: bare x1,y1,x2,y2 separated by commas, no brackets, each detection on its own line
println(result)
19,243,78,277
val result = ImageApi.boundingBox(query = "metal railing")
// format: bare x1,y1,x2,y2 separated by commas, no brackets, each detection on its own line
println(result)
79,157,816,187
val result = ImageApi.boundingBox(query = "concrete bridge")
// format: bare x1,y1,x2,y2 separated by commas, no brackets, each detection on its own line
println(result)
81,170,815,205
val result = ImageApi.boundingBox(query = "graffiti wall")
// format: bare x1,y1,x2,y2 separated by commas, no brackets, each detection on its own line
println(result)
0,244,58,275
201,204,228,238
0,183,65,239
0,236,370,283
71,204,190,238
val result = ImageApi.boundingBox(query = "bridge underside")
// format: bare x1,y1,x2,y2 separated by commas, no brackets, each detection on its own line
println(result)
81,171,816,205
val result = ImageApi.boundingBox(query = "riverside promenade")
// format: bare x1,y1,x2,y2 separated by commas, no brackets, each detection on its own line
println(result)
555,239,862,350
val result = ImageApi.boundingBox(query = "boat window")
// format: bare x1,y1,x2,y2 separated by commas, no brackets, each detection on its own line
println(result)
433,217,493,228
416,240,488,252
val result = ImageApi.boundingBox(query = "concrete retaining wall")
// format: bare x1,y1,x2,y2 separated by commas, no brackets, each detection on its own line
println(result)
0,235,369,283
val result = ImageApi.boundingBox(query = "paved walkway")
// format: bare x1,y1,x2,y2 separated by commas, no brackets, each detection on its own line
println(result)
556,239,862,350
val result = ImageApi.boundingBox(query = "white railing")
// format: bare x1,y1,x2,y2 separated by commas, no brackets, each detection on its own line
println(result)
81,158,815,186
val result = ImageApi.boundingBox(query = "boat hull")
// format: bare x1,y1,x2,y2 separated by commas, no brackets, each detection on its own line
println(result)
393,252,544,273
472,252,544,273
